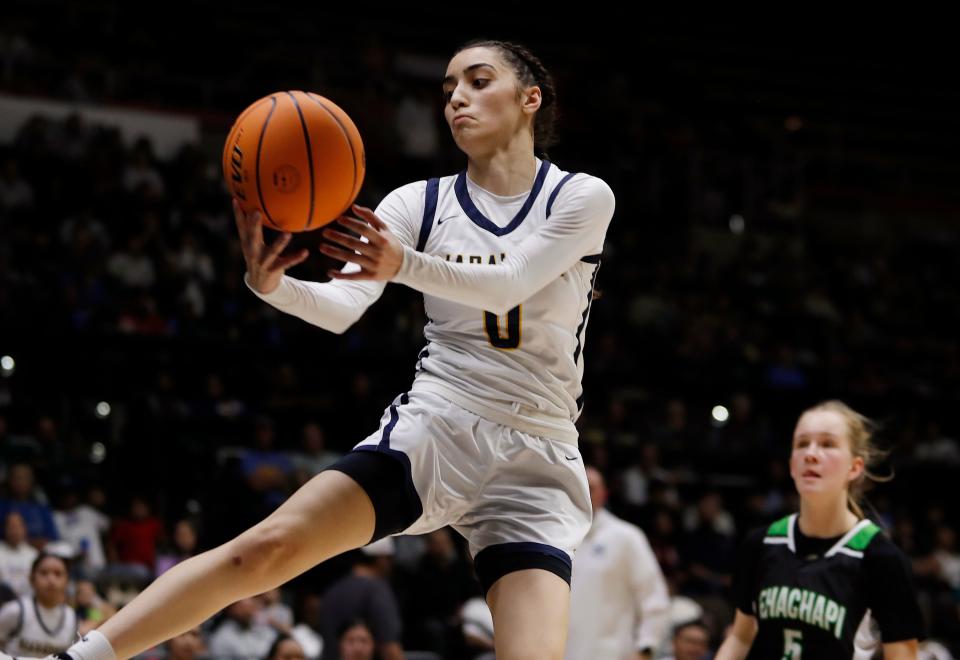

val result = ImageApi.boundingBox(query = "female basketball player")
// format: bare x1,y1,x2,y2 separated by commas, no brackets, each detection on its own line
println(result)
716,401,924,659
17,40,613,660
0,553,77,656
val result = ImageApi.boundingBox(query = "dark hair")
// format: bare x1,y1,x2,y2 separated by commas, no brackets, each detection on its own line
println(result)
264,634,298,660
337,617,373,641
454,39,559,159
674,619,709,638
30,552,69,576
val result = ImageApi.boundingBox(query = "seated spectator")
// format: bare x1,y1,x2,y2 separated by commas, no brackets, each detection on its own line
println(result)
208,597,277,659
337,620,376,660
266,634,307,660
319,539,403,660
663,620,711,660
74,578,116,634
154,519,198,577
53,481,110,579
241,416,295,510
0,512,37,597
289,422,340,486
0,464,58,548
105,495,163,582
0,553,76,655
165,627,206,660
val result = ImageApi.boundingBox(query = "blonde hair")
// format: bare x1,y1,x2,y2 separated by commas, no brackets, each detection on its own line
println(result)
800,400,892,519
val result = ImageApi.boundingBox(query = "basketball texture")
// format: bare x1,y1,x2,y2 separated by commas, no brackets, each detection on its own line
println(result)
223,91,365,232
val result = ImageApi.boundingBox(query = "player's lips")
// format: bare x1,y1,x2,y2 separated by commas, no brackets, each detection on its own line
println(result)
801,470,821,478
453,114,474,125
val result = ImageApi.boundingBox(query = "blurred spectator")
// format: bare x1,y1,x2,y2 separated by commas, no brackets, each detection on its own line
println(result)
319,539,403,660
0,512,38,597
401,527,477,656
208,597,277,659
0,156,34,211
53,482,110,579
107,234,156,289
74,578,116,634
566,466,671,660
241,416,295,509
290,422,340,485
106,495,163,580
0,464,58,548
0,553,76,655
164,627,206,660
460,597,494,658
662,620,711,660
336,619,376,660
266,634,308,660
154,519,198,577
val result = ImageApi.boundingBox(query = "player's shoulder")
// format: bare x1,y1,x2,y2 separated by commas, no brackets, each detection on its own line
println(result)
858,522,907,564
547,164,614,202
383,179,430,203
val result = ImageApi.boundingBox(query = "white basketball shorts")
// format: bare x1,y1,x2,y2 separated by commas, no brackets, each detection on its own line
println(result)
328,389,592,593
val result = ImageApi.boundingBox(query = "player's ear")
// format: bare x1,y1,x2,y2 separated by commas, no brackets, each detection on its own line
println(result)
521,84,542,116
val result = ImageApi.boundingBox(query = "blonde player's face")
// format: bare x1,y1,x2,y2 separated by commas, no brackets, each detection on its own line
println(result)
442,47,538,155
789,410,864,500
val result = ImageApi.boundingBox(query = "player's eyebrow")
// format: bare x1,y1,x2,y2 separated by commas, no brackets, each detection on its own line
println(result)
442,63,497,87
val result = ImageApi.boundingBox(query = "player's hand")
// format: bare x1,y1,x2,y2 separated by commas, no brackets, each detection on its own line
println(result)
233,199,309,295
319,205,404,281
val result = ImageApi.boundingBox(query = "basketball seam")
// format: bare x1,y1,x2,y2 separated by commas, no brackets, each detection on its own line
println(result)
286,91,316,231
306,93,359,217
256,96,282,230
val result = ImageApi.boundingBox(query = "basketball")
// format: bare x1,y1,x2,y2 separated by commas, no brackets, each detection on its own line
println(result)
222,91,366,232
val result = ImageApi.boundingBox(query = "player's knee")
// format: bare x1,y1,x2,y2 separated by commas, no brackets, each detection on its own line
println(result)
225,517,302,576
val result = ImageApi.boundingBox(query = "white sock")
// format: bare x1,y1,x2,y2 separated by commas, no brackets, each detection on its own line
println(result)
63,630,117,660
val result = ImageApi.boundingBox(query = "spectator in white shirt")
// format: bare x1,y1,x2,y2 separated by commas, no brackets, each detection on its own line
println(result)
53,484,109,578
208,597,277,659
0,512,37,597
565,466,671,660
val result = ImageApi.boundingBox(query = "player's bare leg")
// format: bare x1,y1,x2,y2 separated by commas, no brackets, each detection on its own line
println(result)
92,470,374,659
487,568,571,660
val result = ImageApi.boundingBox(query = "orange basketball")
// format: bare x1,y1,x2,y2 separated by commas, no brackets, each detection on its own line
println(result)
222,91,365,232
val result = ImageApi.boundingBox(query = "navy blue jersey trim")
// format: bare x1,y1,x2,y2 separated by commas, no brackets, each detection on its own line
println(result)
474,542,573,595
454,160,551,236
545,172,577,219
573,261,601,365
416,178,441,251
580,253,602,264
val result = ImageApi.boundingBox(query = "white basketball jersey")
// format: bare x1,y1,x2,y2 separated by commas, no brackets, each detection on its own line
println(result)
386,159,610,442
3,596,77,656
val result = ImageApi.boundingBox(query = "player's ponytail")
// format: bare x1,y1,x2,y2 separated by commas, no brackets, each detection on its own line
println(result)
802,400,892,519
455,39,559,159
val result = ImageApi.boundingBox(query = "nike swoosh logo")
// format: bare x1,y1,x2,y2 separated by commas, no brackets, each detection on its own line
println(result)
436,215,459,225
564,455,578,461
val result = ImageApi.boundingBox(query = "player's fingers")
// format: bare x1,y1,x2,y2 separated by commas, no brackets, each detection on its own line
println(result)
273,249,309,271
352,205,388,231
262,232,293,266
333,217,385,246
240,210,265,258
323,229,377,256
318,243,375,270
